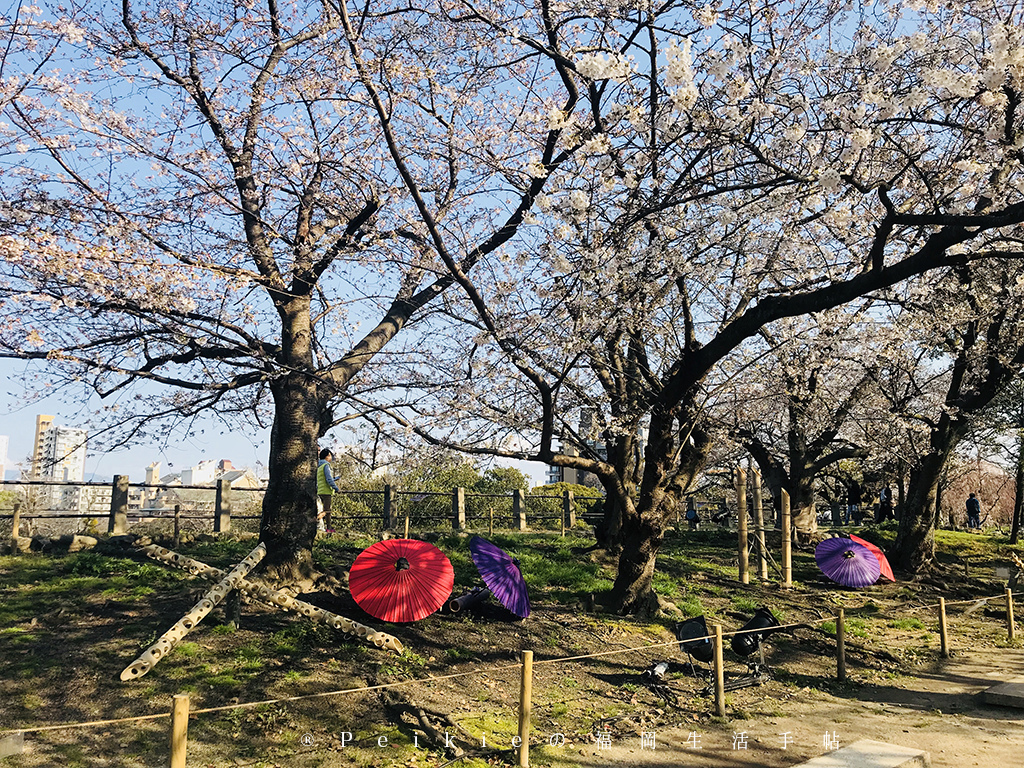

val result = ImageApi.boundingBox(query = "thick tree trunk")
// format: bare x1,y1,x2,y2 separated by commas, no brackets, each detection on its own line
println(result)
607,514,664,616
260,373,324,580
788,465,817,539
891,423,960,572
259,296,325,582
1011,437,1024,544
604,404,709,615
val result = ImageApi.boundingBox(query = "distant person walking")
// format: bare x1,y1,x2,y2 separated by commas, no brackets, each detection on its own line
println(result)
846,480,862,525
877,486,894,523
317,448,340,531
966,492,982,530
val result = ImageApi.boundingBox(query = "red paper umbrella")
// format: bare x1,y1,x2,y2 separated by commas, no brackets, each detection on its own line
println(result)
849,534,896,582
348,539,454,623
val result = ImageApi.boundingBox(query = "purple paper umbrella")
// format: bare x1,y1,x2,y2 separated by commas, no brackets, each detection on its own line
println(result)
469,536,531,618
815,538,881,588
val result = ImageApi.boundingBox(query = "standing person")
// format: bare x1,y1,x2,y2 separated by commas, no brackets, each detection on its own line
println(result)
966,492,982,530
317,448,340,532
877,485,894,523
846,480,861,525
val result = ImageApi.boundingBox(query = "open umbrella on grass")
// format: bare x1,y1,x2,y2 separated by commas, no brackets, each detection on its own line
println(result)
465,535,530,618
815,538,881,588
848,534,895,582
348,539,454,623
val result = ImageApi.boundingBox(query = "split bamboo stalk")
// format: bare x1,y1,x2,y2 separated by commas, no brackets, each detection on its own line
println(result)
122,543,267,681
939,597,949,658
169,693,189,768
736,467,749,584
139,544,403,654
781,489,792,588
1007,588,1016,642
751,467,767,580
518,650,533,768
712,624,725,717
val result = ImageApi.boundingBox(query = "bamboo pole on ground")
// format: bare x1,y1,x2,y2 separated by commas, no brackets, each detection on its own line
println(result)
713,624,725,717
140,544,403,653
735,467,749,584
752,467,767,580
169,693,189,768
939,597,949,658
836,609,846,682
781,490,792,588
122,543,267,681
1007,588,1016,642
518,650,533,768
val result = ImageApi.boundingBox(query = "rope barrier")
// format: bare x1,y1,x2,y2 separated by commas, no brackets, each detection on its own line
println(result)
0,620,813,737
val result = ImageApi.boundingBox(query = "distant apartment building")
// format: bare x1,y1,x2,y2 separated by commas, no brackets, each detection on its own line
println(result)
31,415,88,511
144,458,262,515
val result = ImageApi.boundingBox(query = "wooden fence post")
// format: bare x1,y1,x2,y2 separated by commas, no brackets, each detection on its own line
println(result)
173,505,181,548
383,485,393,529
836,609,846,682
452,487,466,530
214,478,232,533
781,489,792,588
939,597,949,658
11,501,20,541
1007,588,1016,643
108,475,129,534
735,467,749,584
562,489,575,533
752,468,767,580
517,650,534,767
169,692,189,768
514,489,526,531
712,624,725,717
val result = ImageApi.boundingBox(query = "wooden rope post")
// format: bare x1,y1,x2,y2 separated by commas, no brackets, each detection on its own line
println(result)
517,650,534,768
752,468,767,580
404,515,410,539
452,487,466,530
169,693,189,768
11,502,21,542
514,489,527,531
939,597,949,658
214,478,232,533
1007,588,1016,643
781,489,792,588
713,624,726,717
489,507,494,537
736,467,749,584
836,609,846,682
108,475,129,534
173,505,181,548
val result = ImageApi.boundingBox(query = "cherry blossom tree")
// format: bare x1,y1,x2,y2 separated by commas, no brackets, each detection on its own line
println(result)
0,0,587,578
368,0,1024,612
730,314,875,537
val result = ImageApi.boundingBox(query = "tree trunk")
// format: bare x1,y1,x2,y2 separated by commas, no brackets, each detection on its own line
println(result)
1011,435,1024,544
259,296,324,582
259,372,325,581
891,423,960,572
788,464,817,539
607,514,664,616
604,403,708,615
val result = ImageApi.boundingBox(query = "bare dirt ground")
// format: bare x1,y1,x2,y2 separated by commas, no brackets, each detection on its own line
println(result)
3,529,1024,767
561,648,1024,767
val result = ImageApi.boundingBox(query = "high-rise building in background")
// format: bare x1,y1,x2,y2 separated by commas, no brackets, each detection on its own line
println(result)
31,415,88,511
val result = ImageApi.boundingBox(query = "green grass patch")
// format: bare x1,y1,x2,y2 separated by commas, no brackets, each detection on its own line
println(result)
888,617,925,630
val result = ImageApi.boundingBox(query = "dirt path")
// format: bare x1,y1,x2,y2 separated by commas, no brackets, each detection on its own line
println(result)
558,648,1024,767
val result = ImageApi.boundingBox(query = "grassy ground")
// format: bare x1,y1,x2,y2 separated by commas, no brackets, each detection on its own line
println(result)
0,524,1021,767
